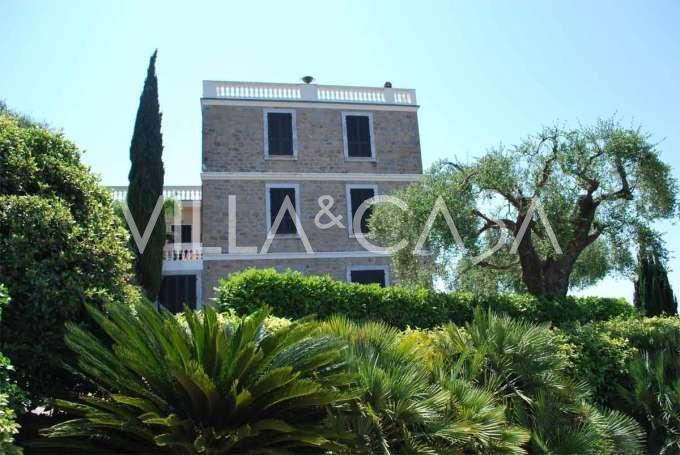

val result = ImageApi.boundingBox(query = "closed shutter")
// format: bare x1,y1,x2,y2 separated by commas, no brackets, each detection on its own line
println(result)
350,188,375,234
159,275,197,312
269,187,297,234
267,112,293,155
350,269,386,287
346,115,372,157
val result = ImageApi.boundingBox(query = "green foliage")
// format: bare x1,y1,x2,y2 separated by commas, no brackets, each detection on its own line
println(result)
126,50,165,302
370,120,679,297
0,285,24,455
561,316,680,409
433,309,645,454
320,316,529,453
41,301,358,453
619,351,680,454
0,393,22,455
214,269,635,329
634,228,677,316
561,316,680,452
0,109,138,403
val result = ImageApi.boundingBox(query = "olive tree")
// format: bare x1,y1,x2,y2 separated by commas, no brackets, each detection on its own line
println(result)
370,119,678,298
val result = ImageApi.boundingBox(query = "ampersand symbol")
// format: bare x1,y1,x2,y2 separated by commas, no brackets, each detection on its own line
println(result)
314,195,345,229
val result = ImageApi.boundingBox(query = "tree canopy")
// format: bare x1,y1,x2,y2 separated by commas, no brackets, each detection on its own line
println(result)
0,105,139,403
370,119,678,298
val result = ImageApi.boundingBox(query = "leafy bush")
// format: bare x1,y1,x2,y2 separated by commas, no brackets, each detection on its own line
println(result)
0,109,139,403
620,351,680,454
320,316,529,453
561,316,680,452
0,285,23,454
433,309,645,454
562,316,680,408
214,268,635,328
0,393,22,455
41,301,358,453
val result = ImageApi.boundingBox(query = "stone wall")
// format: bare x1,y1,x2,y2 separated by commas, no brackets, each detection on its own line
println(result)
202,105,422,174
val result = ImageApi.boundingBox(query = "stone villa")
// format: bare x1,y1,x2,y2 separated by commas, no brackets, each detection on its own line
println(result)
112,78,422,311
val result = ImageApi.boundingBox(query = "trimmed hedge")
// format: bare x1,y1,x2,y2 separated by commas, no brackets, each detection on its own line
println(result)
213,268,636,328
560,315,680,409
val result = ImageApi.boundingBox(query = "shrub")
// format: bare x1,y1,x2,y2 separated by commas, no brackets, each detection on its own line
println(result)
214,269,635,328
0,109,138,403
433,309,645,454
561,316,680,408
0,285,23,455
620,351,680,454
41,301,358,453
319,316,529,453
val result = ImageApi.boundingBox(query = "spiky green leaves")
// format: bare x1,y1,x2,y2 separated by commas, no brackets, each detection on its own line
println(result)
41,302,357,453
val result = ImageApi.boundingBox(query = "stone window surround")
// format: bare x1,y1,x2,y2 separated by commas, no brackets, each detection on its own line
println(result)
341,111,376,162
345,183,378,238
346,264,390,286
265,182,301,239
263,109,298,160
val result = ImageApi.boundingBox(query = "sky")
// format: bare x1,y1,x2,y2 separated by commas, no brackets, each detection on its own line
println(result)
2,0,679,301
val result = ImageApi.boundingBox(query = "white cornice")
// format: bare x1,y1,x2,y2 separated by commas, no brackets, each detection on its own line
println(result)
201,98,419,112
203,250,391,261
201,172,422,182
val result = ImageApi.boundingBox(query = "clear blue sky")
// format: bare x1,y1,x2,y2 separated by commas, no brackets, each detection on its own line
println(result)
2,0,679,301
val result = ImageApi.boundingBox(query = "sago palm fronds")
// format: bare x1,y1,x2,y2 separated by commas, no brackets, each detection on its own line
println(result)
321,316,529,454
40,301,357,454
435,308,645,454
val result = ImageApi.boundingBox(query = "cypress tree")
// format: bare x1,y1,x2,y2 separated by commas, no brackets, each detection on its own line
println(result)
127,50,165,301
633,229,677,316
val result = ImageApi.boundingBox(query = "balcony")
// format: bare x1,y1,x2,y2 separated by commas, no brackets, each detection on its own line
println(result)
163,242,203,272
108,185,202,202
202,81,417,106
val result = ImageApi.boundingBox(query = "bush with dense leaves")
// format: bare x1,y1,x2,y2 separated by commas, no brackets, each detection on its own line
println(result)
0,285,24,454
560,316,680,452
0,108,139,403
433,309,644,454
41,302,358,453
214,268,635,328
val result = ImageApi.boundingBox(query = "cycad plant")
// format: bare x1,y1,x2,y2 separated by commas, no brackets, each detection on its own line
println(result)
434,309,645,454
620,351,680,454
320,316,529,454
40,301,357,454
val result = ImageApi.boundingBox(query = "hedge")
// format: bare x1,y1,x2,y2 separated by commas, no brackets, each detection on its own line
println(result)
213,268,636,328
560,315,680,409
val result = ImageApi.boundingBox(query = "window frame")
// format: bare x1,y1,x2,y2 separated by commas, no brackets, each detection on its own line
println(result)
346,265,390,286
342,111,376,161
263,109,298,160
345,183,378,238
265,182,301,238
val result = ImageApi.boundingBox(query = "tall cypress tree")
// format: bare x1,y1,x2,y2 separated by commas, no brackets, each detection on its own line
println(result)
127,50,165,301
633,228,678,316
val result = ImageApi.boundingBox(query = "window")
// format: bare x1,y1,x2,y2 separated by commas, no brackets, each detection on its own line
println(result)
266,184,299,235
346,185,377,236
169,225,192,243
264,110,296,158
348,266,388,287
343,112,374,159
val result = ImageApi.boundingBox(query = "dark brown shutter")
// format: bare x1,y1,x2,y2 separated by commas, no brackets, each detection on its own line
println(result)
269,187,297,234
350,188,375,234
346,115,372,157
267,112,293,155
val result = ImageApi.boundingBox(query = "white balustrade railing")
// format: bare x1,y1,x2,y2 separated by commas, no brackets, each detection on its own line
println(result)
203,81,417,106
164,243,202,262
108,186,202,201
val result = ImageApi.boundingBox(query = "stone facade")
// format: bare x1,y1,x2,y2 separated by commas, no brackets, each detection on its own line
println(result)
200,84,422,301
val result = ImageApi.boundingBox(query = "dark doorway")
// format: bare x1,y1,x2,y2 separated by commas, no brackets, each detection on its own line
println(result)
159,274,197,313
